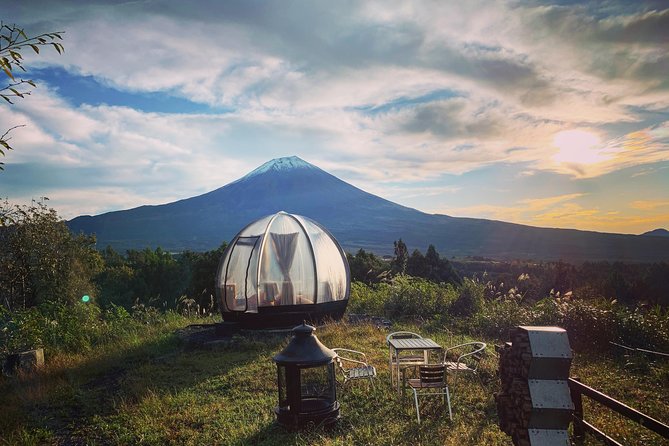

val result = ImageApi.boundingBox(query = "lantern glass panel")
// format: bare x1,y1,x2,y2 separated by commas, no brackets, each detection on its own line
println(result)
277,365,289,409
300,364,335,412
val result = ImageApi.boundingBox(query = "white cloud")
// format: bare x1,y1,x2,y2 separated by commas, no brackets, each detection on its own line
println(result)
1,0,667,230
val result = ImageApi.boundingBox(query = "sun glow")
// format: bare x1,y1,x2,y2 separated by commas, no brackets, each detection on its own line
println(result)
552,129,607,165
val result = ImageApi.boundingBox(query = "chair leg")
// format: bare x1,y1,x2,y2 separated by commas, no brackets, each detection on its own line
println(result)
450,372,458,399
413,388,421,423
445,387,452,421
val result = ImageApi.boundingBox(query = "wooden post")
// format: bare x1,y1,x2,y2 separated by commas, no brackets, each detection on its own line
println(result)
570,376,585,443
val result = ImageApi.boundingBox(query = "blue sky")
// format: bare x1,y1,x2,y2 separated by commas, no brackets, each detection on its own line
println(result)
1,0,668,234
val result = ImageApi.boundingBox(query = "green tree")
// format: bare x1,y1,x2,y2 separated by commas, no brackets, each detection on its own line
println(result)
425,244,461,285
95,246,136,309
124,247,186,308
450,278,484,317
391,239,408,275
0,198,102,311
0,22,64,169
406,248,427,277
347,248,389,283
179,242,228,313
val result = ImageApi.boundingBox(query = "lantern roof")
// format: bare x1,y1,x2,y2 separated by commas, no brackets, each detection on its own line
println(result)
273,323,337,366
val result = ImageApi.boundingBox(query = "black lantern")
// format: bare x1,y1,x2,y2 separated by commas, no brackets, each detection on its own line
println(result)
273,323,340,428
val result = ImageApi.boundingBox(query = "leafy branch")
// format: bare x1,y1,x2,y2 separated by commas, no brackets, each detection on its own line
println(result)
0,22,64,170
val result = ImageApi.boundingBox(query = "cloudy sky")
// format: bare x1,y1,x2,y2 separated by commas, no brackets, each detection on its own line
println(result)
2,0,668,234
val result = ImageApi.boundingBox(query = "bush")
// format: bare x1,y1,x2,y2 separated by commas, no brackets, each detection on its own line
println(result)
0,300,199,360
348,281,385,316
467,298,531,339
348,276,457,322
40,300,103,353
449,278,485,317
0,305,47,355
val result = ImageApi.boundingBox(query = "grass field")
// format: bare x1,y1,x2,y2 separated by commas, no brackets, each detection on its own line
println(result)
1,319,667,445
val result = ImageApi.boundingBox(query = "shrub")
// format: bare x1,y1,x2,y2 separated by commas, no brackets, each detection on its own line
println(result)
467,298,531,339
0,300,197,360
0,305,47,355
348,281,385,316
449,278,485,317
348,276,457,322
40,300,103,352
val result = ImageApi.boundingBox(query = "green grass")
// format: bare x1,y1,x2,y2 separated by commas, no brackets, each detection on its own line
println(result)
1,319,667,445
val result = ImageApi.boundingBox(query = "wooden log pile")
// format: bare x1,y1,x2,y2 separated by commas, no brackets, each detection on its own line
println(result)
496,326,574,446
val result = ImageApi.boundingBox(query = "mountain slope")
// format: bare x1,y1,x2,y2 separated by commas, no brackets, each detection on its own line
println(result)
68,156,669,262
641,228,669,238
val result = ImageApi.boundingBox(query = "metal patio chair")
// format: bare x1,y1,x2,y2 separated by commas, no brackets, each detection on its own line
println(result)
443,341,487,388
407,364,452,423
333,348,377,388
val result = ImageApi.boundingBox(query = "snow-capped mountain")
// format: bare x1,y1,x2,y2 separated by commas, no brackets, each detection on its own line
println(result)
68,156,669,262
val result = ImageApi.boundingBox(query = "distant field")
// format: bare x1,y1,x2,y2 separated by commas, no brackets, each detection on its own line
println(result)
1,320,667,446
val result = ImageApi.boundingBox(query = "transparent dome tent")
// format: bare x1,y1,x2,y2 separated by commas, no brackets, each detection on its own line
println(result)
216,211,350,329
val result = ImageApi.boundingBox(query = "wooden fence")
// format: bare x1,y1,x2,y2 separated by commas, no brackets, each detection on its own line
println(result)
568,377,669,445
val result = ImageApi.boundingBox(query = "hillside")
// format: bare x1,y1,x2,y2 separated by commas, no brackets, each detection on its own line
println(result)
68,156,669,262
642,228,669,238
2,317,666,445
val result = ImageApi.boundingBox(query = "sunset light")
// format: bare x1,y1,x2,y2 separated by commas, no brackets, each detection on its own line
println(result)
552,129,607,165
1,1,668,235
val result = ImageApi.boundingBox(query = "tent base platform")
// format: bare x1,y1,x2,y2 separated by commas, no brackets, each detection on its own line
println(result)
222,300,347,329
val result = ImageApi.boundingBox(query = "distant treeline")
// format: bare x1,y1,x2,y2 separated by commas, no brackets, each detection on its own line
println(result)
453,259,669,307
95,244,227,314
347,238,462,286
348,244,669,307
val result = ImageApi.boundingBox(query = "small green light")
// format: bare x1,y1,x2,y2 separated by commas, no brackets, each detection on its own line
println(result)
81,295,90,303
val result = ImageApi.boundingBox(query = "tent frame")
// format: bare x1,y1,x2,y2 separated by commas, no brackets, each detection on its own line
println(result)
218,211,350,326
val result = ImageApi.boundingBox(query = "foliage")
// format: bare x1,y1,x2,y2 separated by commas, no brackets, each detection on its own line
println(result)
126,247,186,307
96,261,136,309
0,298,205,357
349,274,669,354
348,243,461,286
463,293,669,353
450,278,485,317
407,244,462,285
349,281,385,315
0,199,103,312
95,243,227,315
391,238,408,274
346,248,389,284
0,22,64,169
453,258,669,307
178,242,228,313
349,275,457,323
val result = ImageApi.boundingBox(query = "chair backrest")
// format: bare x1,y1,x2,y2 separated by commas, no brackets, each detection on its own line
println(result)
444,341,487,372
419,364,446,385
386,331,422,345
332,350,348,379
468,342,486,371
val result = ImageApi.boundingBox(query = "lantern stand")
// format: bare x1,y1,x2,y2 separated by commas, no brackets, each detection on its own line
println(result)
273,322,340,429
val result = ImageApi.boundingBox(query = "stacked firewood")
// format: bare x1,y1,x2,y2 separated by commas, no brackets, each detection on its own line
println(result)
496,327,574,446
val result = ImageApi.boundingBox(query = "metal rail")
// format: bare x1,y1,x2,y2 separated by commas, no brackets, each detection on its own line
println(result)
609,341,669,358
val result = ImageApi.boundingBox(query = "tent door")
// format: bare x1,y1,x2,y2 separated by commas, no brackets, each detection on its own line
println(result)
223,236,260,313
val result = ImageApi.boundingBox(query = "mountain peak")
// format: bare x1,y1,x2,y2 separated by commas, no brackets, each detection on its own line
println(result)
641,228,669,237
242,156,316,180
